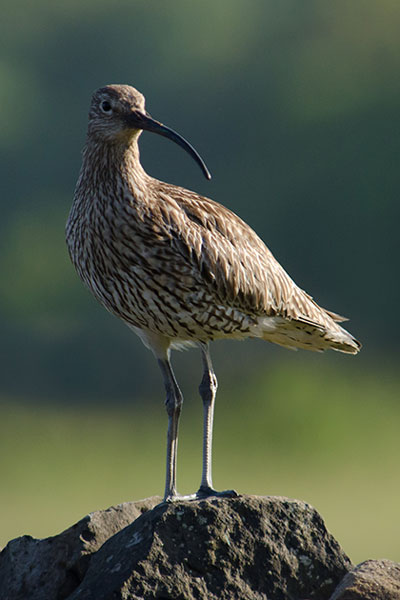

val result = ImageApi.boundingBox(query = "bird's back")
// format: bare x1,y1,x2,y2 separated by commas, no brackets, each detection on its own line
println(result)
145,179,360,354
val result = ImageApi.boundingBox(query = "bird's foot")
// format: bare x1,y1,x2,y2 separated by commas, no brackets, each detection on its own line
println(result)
162,487,239,503
196,485,239,499
162,492,197,503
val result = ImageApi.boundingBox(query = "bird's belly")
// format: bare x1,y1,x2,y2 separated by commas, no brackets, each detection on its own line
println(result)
82,254,257,343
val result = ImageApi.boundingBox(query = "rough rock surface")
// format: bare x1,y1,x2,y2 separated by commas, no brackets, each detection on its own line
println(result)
0,497,160,600
330,559,400,600
0,495,352,600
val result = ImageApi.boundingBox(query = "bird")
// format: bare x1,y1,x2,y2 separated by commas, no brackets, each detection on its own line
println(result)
66,84,361,502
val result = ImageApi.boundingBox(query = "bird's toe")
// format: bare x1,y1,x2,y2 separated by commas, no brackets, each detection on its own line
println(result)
196,486,239,499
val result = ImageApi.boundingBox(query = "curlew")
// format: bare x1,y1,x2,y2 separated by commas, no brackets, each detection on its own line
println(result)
66,84,361,502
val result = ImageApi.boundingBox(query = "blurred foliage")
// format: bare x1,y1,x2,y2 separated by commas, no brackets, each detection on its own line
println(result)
1,361,399,562
1,0,399,561
1,2,400,391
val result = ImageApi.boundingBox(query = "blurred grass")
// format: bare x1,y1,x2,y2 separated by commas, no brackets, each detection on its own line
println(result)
0,359,399,564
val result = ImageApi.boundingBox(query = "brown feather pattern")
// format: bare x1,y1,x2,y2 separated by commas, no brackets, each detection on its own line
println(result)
66,85,361,357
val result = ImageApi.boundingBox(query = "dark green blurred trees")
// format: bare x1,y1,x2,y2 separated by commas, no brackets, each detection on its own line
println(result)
1,1,399,400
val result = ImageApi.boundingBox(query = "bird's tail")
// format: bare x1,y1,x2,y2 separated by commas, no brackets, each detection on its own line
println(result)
259,315,361,354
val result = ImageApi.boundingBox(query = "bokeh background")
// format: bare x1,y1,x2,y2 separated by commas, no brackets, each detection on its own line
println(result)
1,0,399,562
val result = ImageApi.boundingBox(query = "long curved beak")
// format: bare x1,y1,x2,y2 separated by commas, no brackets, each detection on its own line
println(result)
126,110,211,180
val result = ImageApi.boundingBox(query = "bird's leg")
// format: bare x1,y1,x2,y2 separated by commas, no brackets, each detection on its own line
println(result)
196,343,238,499
157,356,183,502
197,343,217,495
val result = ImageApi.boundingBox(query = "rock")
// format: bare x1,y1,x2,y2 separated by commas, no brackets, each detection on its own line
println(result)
0,495,352,600
0,497,160,600
329,559,400,600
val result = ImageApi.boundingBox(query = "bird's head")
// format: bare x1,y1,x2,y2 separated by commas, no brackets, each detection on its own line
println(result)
87,84,211,180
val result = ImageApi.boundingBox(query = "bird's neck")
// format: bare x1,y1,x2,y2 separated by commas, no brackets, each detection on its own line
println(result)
81,136,150,198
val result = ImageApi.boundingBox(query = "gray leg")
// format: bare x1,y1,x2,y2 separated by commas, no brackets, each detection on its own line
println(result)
197,343,217,494
197,343,238,499
157,356,183,501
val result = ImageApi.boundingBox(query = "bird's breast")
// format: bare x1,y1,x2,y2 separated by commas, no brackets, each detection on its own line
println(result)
66,192,260,343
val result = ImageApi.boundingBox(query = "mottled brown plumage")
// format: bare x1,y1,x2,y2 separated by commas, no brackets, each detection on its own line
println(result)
66,84,360,501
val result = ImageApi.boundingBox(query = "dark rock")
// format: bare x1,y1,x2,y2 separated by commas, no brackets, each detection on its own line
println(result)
70,495,351,600
330,559,400,600
0,497,160,600
0,495,352,600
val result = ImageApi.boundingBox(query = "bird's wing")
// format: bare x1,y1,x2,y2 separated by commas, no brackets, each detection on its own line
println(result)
154,184,338,330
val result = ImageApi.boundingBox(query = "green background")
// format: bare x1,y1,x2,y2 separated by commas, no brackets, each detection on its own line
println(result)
1,0,399,563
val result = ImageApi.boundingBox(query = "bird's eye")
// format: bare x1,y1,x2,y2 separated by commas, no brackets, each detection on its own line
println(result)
101,100,112,113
